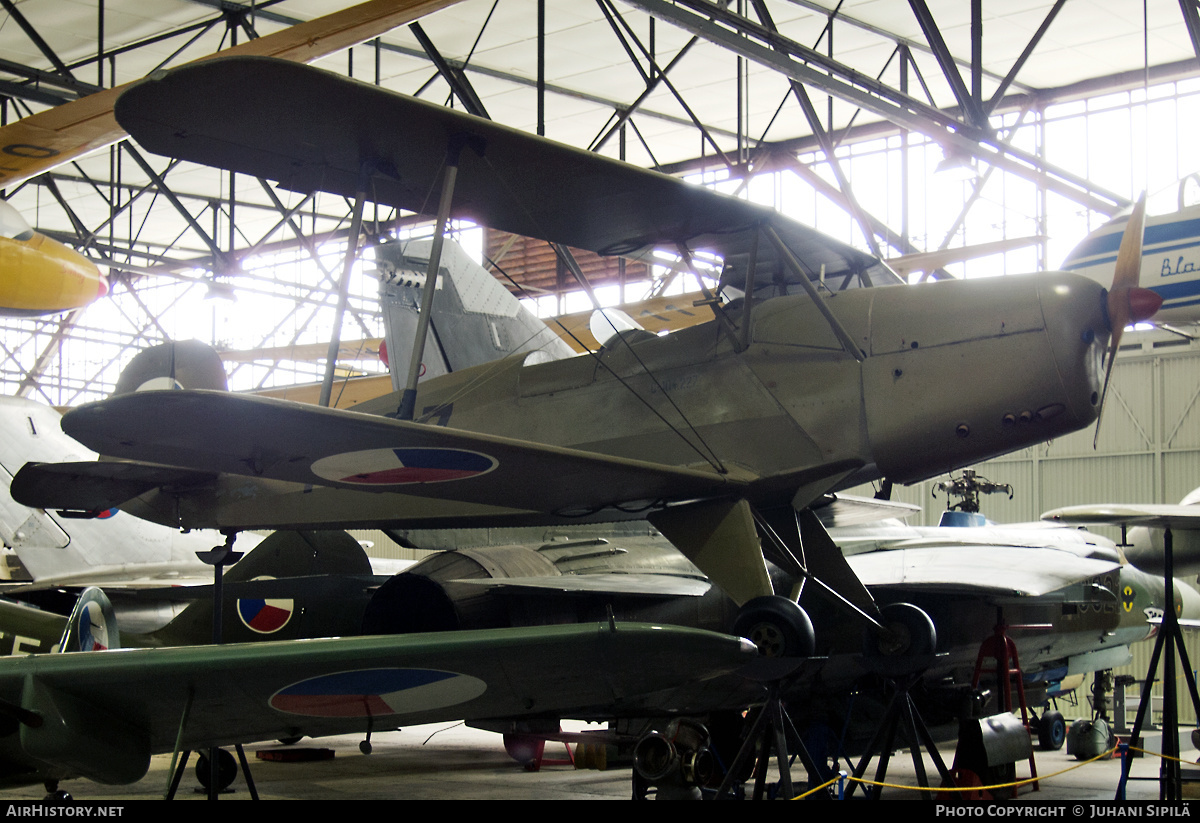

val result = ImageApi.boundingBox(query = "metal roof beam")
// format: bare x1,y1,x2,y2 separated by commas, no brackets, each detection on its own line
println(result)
985,0,1067,116
750,0,880,256
782,0,1036,95
906,0,989,130
1181,0,1200,61
0,0,76,81
627,0,1129,214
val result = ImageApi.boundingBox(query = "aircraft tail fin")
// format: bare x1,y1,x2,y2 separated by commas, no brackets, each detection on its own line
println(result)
58,586,120,652
150,530,375,645
375,237,573,385
222,529,373,583
112,339,228,395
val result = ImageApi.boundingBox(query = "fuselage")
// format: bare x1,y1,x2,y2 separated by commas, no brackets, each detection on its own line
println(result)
356,270,1109,498
0,202,106,316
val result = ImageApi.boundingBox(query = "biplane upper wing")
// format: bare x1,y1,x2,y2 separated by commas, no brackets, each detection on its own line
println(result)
113,55,894,286
13,390,739,518
0,622,756,786
0,0,458,190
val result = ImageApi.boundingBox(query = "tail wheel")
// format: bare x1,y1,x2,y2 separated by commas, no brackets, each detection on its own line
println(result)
732,596,815,658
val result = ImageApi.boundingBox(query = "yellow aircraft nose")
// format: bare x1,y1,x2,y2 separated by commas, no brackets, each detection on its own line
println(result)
0,230,106,315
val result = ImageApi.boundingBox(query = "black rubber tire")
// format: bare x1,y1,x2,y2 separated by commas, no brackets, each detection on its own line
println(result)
1038,711,1067,751
865,602,937,658
732,596,815,658
195,748,238,791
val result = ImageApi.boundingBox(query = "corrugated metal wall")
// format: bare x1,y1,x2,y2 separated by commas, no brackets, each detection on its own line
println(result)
1111,628,1200,726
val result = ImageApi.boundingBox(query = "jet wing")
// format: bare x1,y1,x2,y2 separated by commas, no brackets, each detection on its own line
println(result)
0,622,755,785
16,390,737,518
0,0,459,189
1043,505,1200,530
112,56,893,287
848,546,1120,597
456,573,711,598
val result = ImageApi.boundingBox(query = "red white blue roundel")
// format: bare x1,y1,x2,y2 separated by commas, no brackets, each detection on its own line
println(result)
238,578,293,634
270,668,487,717
79,601,111,651
311,447,497,486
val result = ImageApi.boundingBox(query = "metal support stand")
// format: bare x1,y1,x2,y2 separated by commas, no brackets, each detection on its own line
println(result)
847,671,956,800
711,679,823,800
970,614,1039,792
1116,526,1200,801
168,532,259,801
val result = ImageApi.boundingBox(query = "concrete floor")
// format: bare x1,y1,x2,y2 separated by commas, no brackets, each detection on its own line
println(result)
0,720,1186,801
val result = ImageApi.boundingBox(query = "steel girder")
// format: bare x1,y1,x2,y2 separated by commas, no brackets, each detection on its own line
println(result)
624,0,1131,216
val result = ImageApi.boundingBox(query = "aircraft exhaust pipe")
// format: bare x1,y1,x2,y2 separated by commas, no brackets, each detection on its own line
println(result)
633,719,714,788
633,731,678,782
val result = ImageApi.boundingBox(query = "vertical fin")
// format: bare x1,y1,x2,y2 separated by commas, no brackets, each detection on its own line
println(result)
148,530,372,645
112,339,228,395
375,237,573,384
59,586,120,652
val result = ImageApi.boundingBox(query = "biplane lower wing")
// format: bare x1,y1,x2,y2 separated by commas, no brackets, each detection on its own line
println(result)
13,390,740,521
0,622,756,786
11,459,215,514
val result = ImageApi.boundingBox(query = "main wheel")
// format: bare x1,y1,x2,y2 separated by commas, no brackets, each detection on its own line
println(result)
732,596,815,658
195,748,238,792
865,602,937,658
1038,711,1066,751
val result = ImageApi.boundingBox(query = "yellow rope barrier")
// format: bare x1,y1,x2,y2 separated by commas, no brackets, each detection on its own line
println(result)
786,746,1122,800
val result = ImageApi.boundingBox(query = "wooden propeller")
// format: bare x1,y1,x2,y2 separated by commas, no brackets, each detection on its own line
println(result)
1094,195,1162,447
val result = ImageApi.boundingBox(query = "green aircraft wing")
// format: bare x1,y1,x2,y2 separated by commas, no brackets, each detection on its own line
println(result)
0,621,756,786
